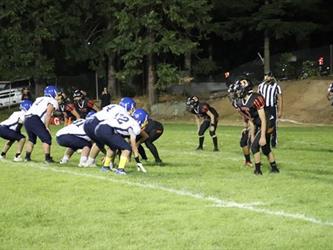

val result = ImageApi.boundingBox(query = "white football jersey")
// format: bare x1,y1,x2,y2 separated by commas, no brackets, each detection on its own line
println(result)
0,110,26,131
99,112,141,137
56,119,91,141
26,96,59,123
94,104,127,121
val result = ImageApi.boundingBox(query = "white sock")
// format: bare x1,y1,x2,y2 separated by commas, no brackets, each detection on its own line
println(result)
62,155,70,162
80,156,88,165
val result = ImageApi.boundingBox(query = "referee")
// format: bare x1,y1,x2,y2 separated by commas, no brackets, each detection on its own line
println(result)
257,71,283,148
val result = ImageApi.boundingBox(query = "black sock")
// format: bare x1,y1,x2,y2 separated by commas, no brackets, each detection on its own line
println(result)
244,154,251,162
270,161,277,169
255,162,261,171
199,137,204,148
25,152,31,160
212,137,218,149
1,152,5,157
15,153,20,158
45,153,51,161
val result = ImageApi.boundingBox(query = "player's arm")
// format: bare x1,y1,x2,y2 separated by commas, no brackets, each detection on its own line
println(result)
206,110,216,131
136,130,149,147
130,132,147,173
258,108,267,146
277,93,283,118
195,115,201,132
44,104,55,130
70,108,81,119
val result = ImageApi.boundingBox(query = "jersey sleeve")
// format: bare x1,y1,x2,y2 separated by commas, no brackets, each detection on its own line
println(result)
277,85,282,95
253,95,265,110
49,98,59,110
200,104,209,113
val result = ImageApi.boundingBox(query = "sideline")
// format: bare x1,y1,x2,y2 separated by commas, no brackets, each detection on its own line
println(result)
3,163,333,227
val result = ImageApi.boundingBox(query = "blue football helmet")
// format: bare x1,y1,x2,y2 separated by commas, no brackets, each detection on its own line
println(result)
132,108,149,127
20,100,33,111
86,111,96,119
44,85,59,98
119,97,136,113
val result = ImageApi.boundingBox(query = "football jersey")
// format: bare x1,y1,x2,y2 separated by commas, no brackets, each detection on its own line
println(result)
26,96,59,123
239,92,272,128
0,110,26,131
56,119,91,141
94,104,127,121
99,112,141,137
191,102,219,120
74,98,95,118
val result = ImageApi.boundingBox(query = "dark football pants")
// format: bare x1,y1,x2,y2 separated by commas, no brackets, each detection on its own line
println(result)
138,128,163,161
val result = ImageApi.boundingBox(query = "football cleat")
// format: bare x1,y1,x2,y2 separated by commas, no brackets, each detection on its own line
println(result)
244,161,253,167
45,158,55,164
196,146,203,150
115,168,127,175
254,169,263,175
13,156,23,162
270,167,280,173
60,159,68,165
0,155,4,160
101,166,111,172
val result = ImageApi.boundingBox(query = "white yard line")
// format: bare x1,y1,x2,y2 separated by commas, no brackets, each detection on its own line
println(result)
4,163,333,227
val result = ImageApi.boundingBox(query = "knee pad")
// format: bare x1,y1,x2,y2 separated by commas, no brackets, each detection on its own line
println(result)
262,144,271,156
251,142,260,155
209,131,216,137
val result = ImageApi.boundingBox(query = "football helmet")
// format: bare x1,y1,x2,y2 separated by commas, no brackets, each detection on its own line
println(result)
119,97,136,113
132,108,149,127
44,85,59,98
236,78,253,98
73,89,83,100
20,100,33,111
186,96,199,110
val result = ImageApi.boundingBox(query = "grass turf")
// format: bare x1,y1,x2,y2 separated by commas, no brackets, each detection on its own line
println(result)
0,123,333,249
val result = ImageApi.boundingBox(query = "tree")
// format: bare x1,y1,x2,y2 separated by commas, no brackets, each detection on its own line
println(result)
214,0,321,74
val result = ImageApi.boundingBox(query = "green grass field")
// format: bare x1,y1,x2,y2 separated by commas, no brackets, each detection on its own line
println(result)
1,123,333,249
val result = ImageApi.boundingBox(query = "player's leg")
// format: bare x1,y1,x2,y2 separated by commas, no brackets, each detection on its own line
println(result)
197,120,210,150
251,131,262,175
14,137,26,161
240,129,252,166
209,120,219,151
138,144,148,160
262,133,279,173
145,129,163,164
23,117,37,161
0,140,14,159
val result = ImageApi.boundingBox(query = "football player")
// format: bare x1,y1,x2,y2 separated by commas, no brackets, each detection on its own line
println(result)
228,82,252,167
136,117,164,165
327,82,333,105
0,100,32,161
58,91,80,125
235,78,279,175
186,96,219,151
73,89,99,118
56,111,95,167
95,108,148,175
24,85,61,163
82,97,137,167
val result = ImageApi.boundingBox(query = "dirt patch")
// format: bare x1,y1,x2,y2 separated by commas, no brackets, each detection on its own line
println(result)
208,79,333,124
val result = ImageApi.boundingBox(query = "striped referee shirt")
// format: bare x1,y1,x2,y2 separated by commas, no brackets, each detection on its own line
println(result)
258,81,282,107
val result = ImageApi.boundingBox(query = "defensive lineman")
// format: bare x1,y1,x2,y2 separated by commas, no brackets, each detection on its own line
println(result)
0,100,32,161
24,85,60,163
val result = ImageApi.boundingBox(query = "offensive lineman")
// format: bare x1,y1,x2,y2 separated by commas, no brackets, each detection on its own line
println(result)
95,108,148,175
56,111,95,167
83,97,137,167
24,85,60,163
186,96,219,151
0,100,32,161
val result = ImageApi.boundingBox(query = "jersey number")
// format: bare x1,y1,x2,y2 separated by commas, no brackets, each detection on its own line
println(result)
115,113,129,124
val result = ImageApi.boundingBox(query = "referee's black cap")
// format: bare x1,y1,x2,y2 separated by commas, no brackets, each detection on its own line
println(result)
264,71,274,77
